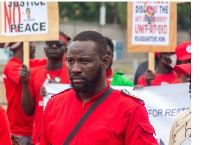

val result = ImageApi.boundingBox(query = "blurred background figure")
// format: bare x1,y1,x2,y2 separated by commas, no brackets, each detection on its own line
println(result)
136,52,177,87
168,63,191,145
171,41,191,84
104,36,134,87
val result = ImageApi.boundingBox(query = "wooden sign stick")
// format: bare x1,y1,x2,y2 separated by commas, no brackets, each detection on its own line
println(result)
148,52,155,71
23,41,29,68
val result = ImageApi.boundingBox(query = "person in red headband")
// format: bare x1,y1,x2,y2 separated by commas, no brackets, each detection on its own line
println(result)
168,63,191,145
19,31,71,144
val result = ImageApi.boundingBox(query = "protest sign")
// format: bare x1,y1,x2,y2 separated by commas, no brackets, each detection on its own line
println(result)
0,1,58,42
0,1,59,68
44,83,191,145
127,1,177,52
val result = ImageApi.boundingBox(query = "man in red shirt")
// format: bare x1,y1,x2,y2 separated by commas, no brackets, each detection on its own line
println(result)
137,52,177,87
0,105,12,145
19,31,71,144
39,31,158,145
2,41,47,145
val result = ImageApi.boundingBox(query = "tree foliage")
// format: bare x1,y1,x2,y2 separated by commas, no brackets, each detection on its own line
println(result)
58,2,191,30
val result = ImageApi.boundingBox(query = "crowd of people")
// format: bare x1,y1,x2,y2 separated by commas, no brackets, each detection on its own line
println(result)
0,30,191,145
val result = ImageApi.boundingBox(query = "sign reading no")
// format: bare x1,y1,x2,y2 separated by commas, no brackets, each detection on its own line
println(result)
0,1,59,67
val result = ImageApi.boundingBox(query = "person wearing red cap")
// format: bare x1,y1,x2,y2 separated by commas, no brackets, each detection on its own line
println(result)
0,105,12,145
168,63,191,145
136,52,177,87
19,31,71,144
171,41,191,84
39,31,158,145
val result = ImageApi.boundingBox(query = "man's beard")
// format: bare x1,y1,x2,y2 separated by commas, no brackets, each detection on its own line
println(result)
70,65,102,94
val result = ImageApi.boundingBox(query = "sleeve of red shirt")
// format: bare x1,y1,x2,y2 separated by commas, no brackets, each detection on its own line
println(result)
39,102,50,145
137,75,147,87
124,104,158,145
0,106,12,145
6,63,21,85
29,58,47,68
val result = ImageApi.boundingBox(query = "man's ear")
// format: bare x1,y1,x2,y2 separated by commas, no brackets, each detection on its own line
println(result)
102,55,110,70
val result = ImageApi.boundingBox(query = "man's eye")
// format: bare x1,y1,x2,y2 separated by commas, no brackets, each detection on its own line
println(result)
67,60,73,63
81,60,88,63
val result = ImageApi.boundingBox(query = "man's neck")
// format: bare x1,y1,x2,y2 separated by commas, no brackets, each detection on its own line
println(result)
155,65,172,74
46,59,63,71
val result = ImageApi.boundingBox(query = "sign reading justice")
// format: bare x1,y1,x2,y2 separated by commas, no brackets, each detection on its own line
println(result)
1,1,48,36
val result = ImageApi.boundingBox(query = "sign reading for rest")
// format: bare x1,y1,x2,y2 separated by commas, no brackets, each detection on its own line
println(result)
132,1,170,45
1,1,48,36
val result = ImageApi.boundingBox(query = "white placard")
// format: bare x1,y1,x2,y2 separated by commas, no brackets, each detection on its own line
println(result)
1,1,48,36
44,83,191,145
132,1,170,45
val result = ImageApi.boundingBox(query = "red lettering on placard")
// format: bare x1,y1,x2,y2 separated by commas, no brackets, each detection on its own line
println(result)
13,2,21,32
4,2,12,32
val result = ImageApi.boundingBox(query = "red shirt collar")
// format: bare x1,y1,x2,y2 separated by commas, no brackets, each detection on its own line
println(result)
106,68,113,78
76,85,110,104
10,57,22,64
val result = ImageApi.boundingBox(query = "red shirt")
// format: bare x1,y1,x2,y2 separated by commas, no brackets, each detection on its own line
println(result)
137,71,177,87
106,68,114,85
3,57,33,136
3,57,48,136
0,105,12,145
29,64,70,144
39,85,158,145
170,78,181,84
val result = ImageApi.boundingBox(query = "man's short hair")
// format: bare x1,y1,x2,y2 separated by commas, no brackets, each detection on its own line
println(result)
73,31,107,57
104,36,114,53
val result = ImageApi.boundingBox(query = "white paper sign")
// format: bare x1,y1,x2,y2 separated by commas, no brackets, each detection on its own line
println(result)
132,1,170,45
1,1,48,36
44,83,191,145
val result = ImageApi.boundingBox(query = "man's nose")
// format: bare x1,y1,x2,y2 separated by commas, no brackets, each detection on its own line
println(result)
71,62,82,73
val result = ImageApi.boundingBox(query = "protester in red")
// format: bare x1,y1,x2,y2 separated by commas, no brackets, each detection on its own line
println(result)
170,41,191,84
104,36,134,87
19,31,71,144
39,31,158,145
0,105,12,145
137,52,177,87
2,41,47,145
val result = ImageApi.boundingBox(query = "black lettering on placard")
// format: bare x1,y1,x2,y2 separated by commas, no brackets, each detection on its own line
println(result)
34,2,39,5
148,109,163,117
11,24,16,32
40,22,46,31
40,2,46,5
159,37,165,42
32,23,38,31
165,109,171,116
25,24,31,31
159,6,169,13
13,2,19,7
18,24,23,32
171,109,176,116
135,5,145,13
20,2,24,7
8,2,12,7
